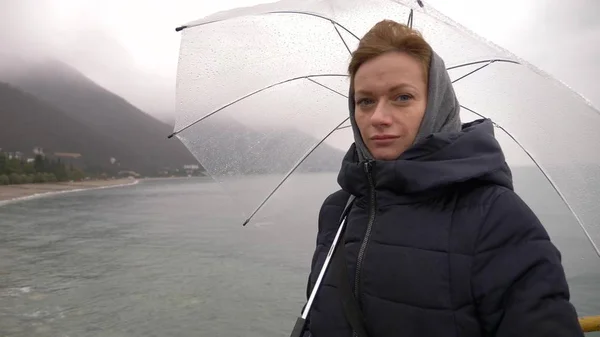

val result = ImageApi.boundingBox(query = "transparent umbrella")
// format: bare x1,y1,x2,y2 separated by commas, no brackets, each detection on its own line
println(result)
169,0,600,334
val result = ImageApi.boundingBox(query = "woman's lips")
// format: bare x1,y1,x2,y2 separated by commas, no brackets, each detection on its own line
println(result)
370,135,399,146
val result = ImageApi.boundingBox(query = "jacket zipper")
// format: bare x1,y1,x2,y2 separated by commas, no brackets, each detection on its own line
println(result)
354,160,376,303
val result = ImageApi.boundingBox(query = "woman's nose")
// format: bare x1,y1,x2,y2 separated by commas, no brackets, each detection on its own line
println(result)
370,101,393,126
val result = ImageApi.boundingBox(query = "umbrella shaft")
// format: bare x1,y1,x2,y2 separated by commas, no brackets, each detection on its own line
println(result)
302,214,348,319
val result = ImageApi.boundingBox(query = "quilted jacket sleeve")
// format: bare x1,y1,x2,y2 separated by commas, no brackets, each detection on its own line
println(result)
472,189,584,336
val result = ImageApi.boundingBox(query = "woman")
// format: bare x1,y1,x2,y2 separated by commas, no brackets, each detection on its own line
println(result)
303,20,583,337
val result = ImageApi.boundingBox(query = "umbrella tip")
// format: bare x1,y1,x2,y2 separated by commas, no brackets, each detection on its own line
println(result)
417,0,424,7
242,218,250,227
175,25,188,32
167,132,176,139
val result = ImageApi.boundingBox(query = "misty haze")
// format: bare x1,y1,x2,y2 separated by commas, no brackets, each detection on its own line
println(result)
1,0,600,336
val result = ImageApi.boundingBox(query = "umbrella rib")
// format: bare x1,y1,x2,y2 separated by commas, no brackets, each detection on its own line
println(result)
237,78,346,164
178,10,361,42
268,11,360,40
449,59,521,84
242,116,350,226
407,9,414,28
331,22,352,55
170,58,519,138
451,60,494,84
461,105,600,258
169,74,348,138
447,58,519,70
306,78,348,98
305,78,351,131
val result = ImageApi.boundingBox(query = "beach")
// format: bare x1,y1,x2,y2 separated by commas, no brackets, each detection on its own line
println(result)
0,179,139,205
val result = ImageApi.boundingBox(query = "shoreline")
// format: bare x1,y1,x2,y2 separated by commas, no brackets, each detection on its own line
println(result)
0,179,140,206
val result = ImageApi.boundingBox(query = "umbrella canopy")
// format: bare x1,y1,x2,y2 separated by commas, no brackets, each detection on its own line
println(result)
171,0,600,319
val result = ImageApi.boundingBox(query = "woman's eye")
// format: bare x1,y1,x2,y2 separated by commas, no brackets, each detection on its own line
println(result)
396,94,412,102
357,98,375,107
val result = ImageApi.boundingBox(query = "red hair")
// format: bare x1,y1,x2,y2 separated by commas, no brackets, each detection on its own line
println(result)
348,20,432,84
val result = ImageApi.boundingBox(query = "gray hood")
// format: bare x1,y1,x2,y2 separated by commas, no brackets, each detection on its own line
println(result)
348,50,462,161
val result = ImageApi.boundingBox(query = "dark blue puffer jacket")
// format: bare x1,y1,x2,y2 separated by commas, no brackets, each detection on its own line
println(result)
304,119,583,337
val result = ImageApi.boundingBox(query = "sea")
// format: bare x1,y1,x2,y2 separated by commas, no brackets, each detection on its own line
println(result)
1,171,599,337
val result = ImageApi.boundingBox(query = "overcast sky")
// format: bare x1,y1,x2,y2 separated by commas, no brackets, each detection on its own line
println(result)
0,0,598,125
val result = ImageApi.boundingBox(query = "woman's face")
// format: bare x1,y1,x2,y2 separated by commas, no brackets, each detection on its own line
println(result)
353,51,427,160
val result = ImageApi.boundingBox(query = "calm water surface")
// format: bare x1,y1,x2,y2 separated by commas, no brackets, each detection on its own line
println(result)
1,171,599,337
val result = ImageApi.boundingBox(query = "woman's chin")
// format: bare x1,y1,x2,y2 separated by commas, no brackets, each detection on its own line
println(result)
371,148,403,161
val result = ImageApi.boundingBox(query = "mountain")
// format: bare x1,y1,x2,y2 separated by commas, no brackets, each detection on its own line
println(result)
0,57,197,175
0,55,347,176
0,82,117,168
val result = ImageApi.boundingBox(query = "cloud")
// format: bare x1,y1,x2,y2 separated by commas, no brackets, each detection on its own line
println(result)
0,0,199,124
0,0,286,125
427,0,600,109
1,0,598,126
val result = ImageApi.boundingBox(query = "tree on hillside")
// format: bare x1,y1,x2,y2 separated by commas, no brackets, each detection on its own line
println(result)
70,168,85,181
0,151,88,184
34,154,45,173
52,158,69,181
4,158,21,175
23,161,35,174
